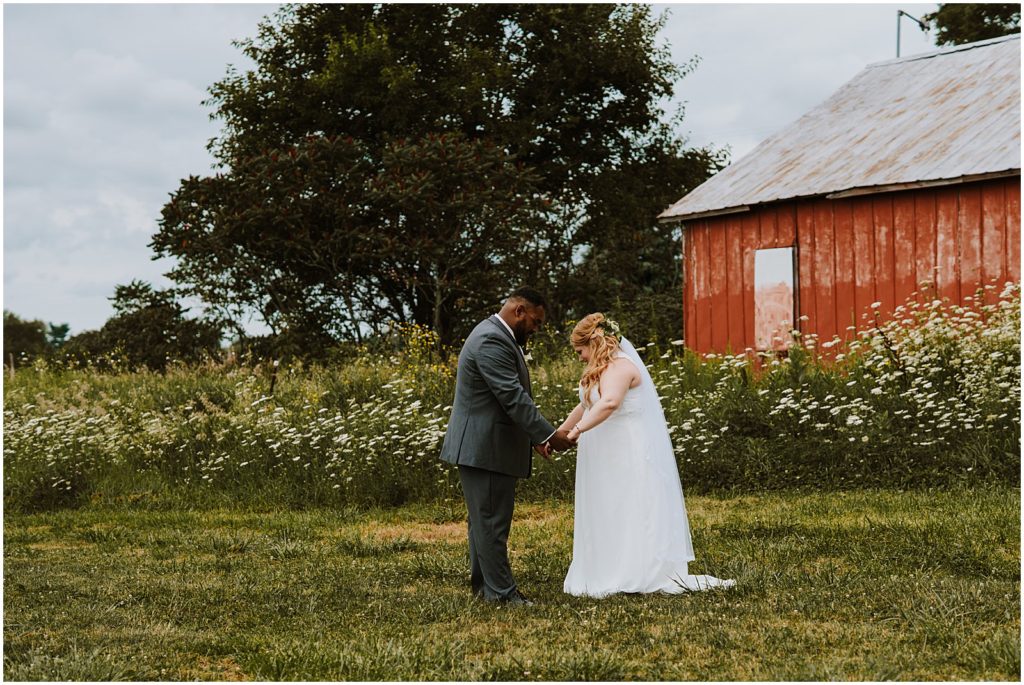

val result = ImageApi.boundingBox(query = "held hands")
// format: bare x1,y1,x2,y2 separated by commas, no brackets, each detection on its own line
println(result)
534,426,580,459
547,428,578,452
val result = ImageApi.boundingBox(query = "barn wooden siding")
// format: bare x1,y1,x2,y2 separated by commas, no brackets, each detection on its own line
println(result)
682,176,1021,354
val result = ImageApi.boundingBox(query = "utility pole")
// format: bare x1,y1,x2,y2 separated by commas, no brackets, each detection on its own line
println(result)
897,9,929,58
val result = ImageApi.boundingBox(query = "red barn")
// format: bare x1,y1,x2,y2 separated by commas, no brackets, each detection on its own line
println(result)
659,35,1021,355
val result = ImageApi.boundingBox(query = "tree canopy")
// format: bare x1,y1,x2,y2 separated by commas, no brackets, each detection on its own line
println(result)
924,4,1021,46
3,311,50,366
62,281,223,371
152,3,721,349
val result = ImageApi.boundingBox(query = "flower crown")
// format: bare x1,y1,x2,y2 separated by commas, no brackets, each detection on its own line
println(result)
595,317,621,339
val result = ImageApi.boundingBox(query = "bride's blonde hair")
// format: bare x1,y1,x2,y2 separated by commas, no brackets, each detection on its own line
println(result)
571,313,621,406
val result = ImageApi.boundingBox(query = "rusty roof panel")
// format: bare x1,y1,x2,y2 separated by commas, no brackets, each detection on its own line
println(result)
660,35,1021,221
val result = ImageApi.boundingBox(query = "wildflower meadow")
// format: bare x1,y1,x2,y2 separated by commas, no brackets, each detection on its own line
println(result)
4,283,1019,513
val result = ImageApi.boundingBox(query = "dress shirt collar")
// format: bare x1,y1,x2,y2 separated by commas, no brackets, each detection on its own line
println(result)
493,314,521,349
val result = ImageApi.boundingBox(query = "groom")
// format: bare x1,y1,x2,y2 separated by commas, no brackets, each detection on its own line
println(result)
440,287,576,605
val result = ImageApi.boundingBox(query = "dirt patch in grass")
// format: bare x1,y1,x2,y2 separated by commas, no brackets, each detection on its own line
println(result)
515,503,569,521
180,655,247,681
356,506,567,545
359,521,465,544
26,541,90,552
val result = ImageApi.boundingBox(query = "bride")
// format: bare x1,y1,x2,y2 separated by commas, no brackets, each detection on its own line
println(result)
557,313,735,598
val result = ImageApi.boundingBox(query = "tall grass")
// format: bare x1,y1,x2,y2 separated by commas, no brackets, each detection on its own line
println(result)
3,283,1019,512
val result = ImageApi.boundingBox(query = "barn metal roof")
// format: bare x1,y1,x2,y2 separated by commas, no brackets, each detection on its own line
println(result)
660,34,1021,222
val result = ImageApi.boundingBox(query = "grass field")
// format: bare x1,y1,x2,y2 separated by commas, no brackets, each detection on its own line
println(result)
3,487,1019,681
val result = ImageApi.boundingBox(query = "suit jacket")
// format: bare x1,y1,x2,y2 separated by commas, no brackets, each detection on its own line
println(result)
439,316,555,479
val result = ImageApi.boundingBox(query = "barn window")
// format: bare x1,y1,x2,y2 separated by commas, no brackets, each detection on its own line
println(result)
754,247,796,351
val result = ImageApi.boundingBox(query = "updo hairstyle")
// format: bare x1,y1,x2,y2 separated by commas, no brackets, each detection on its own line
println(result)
570,313,621,406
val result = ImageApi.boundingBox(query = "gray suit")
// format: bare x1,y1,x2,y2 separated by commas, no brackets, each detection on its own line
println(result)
440,315,555,600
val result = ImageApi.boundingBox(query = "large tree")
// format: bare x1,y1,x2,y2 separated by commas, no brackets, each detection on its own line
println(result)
924,4,1020,46
157,132,546,347
153,3,720,347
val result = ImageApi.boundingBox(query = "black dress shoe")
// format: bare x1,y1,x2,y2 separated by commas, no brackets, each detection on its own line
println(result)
502,591,535,606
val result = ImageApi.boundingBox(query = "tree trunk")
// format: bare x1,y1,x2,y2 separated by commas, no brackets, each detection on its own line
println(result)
432,279,453,351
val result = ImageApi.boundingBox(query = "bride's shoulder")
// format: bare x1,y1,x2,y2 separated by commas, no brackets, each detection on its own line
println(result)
608,354,642,380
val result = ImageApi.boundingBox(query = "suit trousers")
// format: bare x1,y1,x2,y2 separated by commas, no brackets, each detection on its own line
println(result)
458,464,518,601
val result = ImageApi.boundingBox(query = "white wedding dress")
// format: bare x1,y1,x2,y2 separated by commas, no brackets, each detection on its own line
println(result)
563,337,736,598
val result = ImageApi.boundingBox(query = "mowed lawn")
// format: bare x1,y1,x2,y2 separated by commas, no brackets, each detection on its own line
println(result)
3,488,1019,681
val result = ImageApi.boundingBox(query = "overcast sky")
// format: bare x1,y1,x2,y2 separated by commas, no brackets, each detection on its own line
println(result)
3,2,939,335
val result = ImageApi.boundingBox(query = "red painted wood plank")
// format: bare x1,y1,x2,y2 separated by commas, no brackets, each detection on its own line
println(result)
686,224,698,349
872,196,896,319
726,217,745,352
852,197,876,331
935,187,960,304
683,224,697,348
741,213,759,351
813,199,836,341
981,180,1006,295
832,199,856,338
708,225,729,352
914,191,938,298
796,201,816,337
692,224,712,353
892,192,917,308
1006,179,1021,283
958,185,983,301
776,203,797,246
760,205,778,248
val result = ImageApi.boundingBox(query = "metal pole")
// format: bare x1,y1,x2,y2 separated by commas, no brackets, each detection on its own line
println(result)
897,9,902,58
897,9,929,58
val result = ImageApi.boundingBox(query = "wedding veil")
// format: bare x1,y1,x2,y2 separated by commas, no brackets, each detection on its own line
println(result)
617,336,690,484
617,336,695,566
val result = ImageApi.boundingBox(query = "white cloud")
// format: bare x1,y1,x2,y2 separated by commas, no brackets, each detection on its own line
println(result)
51,205,95,233
96,189,155,237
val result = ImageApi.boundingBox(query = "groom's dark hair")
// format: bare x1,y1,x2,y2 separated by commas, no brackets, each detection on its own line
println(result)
507,286,547,309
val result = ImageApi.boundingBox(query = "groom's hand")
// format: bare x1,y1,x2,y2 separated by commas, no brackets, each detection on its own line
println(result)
533,443,552,460
548,429,576,452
